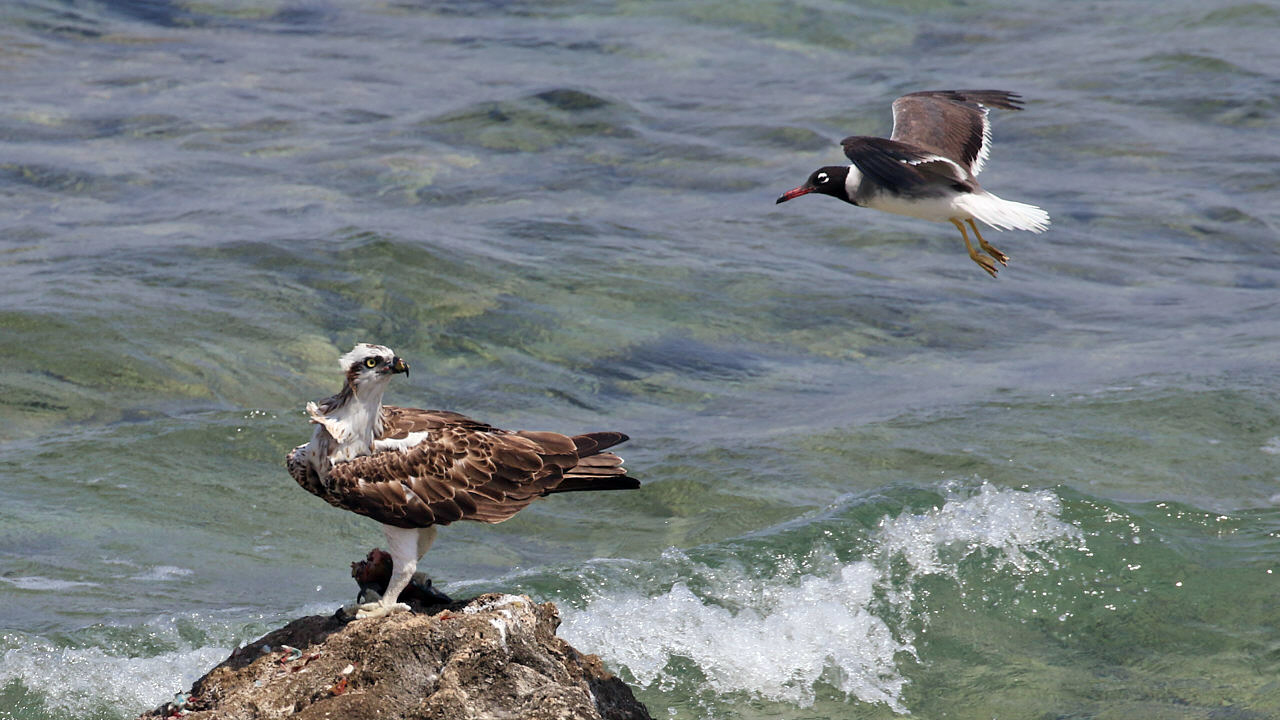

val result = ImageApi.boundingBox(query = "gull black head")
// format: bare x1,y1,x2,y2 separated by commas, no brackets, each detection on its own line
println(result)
339,343,409,390
776,166,852,204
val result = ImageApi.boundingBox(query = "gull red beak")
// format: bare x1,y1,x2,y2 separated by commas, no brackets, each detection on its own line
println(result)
775,185,814,204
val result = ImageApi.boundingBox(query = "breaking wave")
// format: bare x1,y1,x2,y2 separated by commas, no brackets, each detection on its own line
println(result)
0,605,332,718
0,635,225,716
561,483,1081,714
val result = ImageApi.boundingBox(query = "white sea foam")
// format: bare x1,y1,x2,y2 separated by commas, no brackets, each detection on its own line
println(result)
0,634,226,715
564,561,910,711
130,565,196,582
0,575,100,591
874,482,1079,577
561,483,1080,714
0,606,331,716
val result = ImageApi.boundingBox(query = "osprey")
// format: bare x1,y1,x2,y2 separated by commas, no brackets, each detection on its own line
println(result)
287,343,637,619
776,90,1050,277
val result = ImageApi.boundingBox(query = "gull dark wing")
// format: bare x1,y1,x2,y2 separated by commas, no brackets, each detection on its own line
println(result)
889,90,1023,176
840,136,975,192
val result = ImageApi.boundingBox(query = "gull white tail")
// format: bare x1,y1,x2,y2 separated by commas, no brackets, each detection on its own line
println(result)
957,191,1051,233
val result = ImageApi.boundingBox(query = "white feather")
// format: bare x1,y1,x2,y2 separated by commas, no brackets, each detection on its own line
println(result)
843,165,863,199
971,107,993,176
860,186,1049,232
374,431,433,453
954,191,1051,232
305,344,403,473
904,153,963,173
862,192,959,223
338,343,395,372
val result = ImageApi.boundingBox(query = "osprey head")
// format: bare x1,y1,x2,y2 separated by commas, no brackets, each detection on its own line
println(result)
338,343,410,390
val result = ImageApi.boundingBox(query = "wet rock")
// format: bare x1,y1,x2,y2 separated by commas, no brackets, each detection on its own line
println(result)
140,593,651,720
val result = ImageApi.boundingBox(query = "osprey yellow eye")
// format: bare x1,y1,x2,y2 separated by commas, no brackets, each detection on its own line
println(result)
364,357,378,369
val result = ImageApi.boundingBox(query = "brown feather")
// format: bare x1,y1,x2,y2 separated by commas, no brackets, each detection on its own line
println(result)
294,405,637,529
889,90,1022,176
571,431,629,455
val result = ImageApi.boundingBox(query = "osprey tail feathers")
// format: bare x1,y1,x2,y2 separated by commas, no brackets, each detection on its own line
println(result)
543,431,637,495
547,459,639,494
570,431,629,455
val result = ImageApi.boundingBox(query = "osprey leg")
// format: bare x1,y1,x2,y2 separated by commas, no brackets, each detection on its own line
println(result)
350,525,432,619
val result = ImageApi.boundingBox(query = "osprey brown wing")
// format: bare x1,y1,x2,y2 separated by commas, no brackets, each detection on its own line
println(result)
379,405,497,437
324,423,582,529
889,90,1023,176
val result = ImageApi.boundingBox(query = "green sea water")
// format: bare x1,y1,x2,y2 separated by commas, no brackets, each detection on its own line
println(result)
1,1,1279,718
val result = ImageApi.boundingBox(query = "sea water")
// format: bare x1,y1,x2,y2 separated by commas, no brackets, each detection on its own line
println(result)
2,1,1279,718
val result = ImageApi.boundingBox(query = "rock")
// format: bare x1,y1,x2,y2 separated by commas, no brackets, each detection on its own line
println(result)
140,593,651,720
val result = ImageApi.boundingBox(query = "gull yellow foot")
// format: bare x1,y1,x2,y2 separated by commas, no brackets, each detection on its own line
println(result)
951,218,999,278
968,219,1008,266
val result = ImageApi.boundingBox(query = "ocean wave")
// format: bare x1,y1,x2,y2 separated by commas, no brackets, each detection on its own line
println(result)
561,483,1081,714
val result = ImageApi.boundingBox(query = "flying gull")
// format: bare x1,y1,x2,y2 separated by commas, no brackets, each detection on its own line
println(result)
287,343,637,619
776,90,1050,277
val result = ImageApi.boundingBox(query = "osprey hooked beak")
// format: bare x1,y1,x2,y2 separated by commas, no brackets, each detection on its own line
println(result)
391,356,409,377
